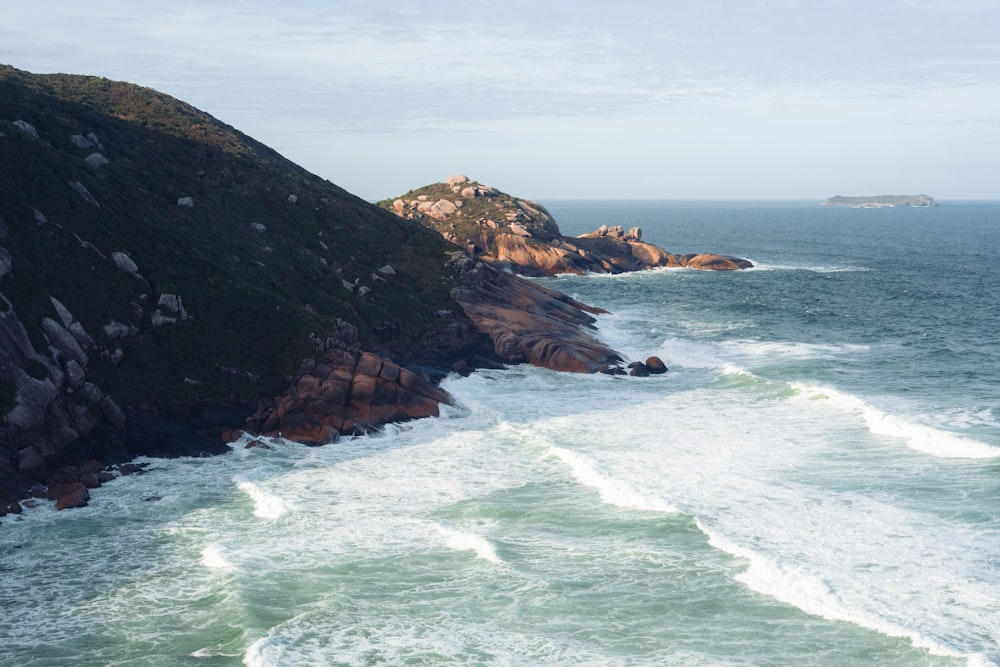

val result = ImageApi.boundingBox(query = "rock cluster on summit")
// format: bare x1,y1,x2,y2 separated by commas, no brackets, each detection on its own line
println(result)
381,176,753,277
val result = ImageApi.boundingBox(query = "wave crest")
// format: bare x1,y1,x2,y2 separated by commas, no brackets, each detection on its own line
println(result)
695,519,990,665
548,447,678,513
790,383,1000,459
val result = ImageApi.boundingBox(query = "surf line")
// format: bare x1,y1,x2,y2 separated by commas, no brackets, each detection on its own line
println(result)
694,518,990,666
547,446,679,514
790,382,1000,459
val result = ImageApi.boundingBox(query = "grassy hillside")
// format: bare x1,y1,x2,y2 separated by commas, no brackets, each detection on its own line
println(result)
0,65,469,405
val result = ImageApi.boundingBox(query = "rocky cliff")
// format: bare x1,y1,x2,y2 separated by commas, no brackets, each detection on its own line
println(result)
379,175,753,276
1,66,641,517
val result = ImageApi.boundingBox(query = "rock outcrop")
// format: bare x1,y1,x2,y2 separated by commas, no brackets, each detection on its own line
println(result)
380,177,753,276
446,252,620,373
244,347,451,444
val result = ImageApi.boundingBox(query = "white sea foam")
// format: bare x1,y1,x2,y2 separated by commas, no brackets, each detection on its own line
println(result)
720,339,870,360
243,635,282,667
236,479,292,519
434,523,503,564
548,446,679,513
749,262,872,273
790,382,1000,459
656,336,754,378
200,543,236,571
695,519,990,666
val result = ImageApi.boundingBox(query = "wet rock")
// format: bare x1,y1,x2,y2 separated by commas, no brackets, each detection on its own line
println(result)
50,482,89,510
80,473,101,489
628,362,651,377
682,253,754,271
645,356,668,374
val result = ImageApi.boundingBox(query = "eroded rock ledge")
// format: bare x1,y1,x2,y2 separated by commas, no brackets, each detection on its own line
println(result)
447,251,620,373
242,347,452,445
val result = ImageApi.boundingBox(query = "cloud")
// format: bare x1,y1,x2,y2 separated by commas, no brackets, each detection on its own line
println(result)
2,0,998,198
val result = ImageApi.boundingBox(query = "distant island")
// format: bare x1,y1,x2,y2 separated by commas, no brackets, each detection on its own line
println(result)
820,194,936,208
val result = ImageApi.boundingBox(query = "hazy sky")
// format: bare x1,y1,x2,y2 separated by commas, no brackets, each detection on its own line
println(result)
3,1,998,200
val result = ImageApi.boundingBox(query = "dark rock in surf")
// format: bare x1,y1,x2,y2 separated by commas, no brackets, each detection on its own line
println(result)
628,362,651,377
645,356,668,374
49,482,89,510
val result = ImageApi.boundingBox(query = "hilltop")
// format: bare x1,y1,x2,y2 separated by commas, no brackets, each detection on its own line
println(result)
379,176,753,275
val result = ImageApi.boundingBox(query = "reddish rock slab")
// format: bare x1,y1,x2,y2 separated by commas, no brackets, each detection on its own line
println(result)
52,482,90,510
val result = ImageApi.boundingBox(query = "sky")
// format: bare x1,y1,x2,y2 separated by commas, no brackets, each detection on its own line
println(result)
2,0,999,201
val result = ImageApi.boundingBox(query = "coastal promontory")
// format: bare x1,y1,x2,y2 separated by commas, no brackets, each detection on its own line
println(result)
379,176,753,276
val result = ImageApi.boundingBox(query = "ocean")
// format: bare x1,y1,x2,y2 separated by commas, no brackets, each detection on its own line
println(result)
2,201,998,666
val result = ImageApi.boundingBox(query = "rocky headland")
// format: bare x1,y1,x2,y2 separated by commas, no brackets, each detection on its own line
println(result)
0,66,694,517
380,175,753,276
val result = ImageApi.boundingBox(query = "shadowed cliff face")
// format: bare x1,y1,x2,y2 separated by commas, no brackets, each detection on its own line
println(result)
379,175,753,276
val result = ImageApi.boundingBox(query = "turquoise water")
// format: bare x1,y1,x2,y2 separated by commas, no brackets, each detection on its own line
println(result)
2,201,998,666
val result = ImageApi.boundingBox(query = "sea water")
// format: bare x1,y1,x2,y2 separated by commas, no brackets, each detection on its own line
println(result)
1,201,998,666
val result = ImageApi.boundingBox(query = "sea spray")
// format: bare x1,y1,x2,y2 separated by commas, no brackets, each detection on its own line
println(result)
236,479,293,519
200,543,236,571
433,523,504,564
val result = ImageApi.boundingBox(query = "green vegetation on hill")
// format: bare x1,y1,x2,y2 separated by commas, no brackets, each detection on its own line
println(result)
0,65,466,404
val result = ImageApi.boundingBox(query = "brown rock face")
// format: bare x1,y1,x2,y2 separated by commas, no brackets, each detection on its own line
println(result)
49,481,90,510
682,253,755,271
247,348,452,444
492,234,594,276
447,252,620,373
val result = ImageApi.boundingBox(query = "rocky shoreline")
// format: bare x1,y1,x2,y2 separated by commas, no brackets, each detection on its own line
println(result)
0,249,676,518
0,67,750,520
